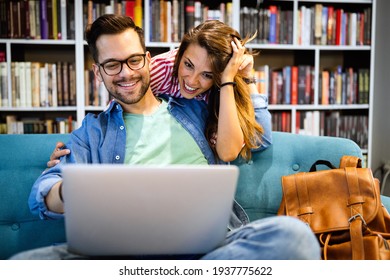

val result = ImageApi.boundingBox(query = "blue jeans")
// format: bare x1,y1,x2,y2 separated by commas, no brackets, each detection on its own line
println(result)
10,216,320,260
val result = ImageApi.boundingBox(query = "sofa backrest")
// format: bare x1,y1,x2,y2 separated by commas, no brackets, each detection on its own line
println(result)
0,132,364,259
232,131,363,221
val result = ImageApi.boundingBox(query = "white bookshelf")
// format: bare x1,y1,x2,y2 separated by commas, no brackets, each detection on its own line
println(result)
0,0,382,169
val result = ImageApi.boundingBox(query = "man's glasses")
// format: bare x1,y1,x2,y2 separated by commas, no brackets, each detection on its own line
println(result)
97,54,146,76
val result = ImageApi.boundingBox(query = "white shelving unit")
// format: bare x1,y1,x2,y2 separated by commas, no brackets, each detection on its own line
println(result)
0,0,383,169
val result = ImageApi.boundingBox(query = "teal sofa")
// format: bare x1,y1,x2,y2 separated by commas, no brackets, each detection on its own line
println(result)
1,132,389,259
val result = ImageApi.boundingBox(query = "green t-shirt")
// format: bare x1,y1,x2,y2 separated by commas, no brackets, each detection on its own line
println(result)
123,100,208,165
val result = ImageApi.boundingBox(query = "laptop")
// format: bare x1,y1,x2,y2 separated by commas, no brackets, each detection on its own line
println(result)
61,164,239,257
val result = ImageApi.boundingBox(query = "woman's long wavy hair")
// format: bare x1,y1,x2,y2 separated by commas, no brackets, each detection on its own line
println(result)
172,20,264,161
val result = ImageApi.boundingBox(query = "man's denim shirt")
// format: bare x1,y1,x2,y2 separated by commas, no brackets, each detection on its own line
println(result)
28,94,272,229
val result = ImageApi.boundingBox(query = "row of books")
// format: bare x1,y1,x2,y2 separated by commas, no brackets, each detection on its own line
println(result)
0,0,75,40
242,4,372,46
0,61,77,108
254,65,370,106
266,65,314,105
241,5,293,45
1,114,76,134
84,0,143,30
299,4,372,46
84,69,110,107
83,0,233,43
272,111,368,149
0,59,112,108
319,67,370,105
323,112,368,150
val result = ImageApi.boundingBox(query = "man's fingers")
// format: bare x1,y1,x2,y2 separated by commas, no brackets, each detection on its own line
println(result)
47,160,60,168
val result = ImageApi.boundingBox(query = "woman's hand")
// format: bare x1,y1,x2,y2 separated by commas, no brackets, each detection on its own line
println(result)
221,37,247,83
238,53,254,79
47,142,70,168
221,37,254,83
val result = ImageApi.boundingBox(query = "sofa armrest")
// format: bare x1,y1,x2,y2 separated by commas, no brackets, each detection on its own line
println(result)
0,134,70,259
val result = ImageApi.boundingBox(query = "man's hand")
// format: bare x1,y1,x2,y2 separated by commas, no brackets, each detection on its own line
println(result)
47,142,70,168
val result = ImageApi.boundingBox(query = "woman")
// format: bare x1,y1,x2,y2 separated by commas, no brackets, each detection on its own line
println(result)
48,20,271,165
151,20,269,162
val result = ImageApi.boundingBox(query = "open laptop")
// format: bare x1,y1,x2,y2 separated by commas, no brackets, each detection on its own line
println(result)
61,164,239,257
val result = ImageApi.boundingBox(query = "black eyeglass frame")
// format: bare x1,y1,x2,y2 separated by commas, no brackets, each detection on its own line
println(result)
97,53,147,76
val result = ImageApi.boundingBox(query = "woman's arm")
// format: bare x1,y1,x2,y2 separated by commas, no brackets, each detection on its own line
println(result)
216,38,246,162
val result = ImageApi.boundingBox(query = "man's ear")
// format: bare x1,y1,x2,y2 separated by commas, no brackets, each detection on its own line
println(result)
92,64,103,82
146,51,152,68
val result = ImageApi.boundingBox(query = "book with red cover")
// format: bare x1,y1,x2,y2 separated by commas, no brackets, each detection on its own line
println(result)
290,66,298,105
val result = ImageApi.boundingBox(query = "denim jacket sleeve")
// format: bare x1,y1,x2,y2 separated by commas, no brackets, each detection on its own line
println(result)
251,93,272,152
27,125,91,220
28,103,126,220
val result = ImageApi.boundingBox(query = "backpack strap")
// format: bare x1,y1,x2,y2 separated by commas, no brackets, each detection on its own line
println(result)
345,166,365,260
340,155,362,168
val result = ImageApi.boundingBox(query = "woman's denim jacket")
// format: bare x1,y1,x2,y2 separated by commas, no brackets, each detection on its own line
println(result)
28,94,272,229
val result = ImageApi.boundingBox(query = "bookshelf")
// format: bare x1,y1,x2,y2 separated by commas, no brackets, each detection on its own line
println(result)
0,0,385,169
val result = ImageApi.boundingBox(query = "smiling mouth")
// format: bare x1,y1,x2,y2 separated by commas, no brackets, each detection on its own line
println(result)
184,82,197,93
118,81,137,87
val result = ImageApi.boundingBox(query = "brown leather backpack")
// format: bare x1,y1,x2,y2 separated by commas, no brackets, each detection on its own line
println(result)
278,155,390,260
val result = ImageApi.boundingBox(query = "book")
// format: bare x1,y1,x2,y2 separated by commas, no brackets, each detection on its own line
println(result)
6,115,19,134
172,0,179,42
314,4,322,45
321,6,328,45
282,66,291,104
84,69,90,106
297,65,306,104
56,61,63,106
52,0,59,39
185,0,195,33
335,8,343,45
268,5,277,44
51,63,58,107
25,61,32,107
18,62,27,107
270,70,278,105
69,62,76,106
125,0,135,20
290,66,298,105
256,65,269,96
159,0,167,42
327,6,334,45
39,63,49,107
335,65,342,104
134,0,142,28
321,70,329,105
31,62,40,107
40,0,49,39
11,62,20,107
34,0,41,39
28,0,36,39
194,1,202,27
349,12,357,46
0,61,8,107
62,61,69,106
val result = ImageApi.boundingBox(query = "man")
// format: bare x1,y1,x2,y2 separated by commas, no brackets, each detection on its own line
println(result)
11,14,320,260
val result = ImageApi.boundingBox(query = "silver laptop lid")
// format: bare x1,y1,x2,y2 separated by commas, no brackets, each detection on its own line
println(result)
62,164,239,256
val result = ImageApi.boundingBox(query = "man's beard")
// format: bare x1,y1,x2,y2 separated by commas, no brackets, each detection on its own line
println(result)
105,75,150,105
